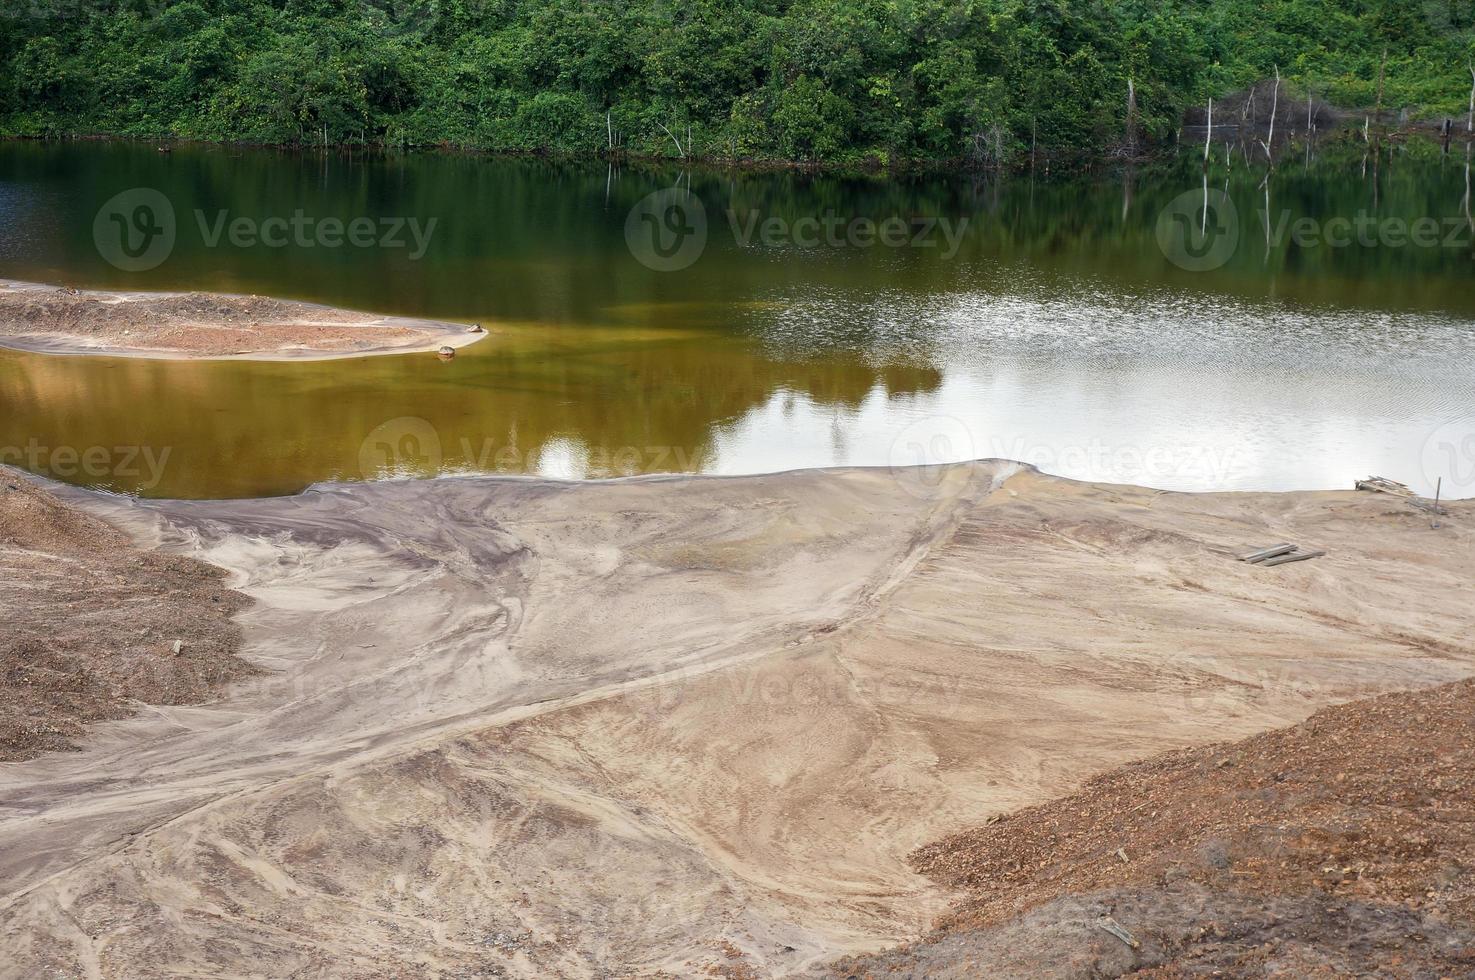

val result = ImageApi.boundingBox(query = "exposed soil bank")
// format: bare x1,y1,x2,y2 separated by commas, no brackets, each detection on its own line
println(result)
833,677,1475,978
0,462,1471,977
0,279,487,359
0,468,253,760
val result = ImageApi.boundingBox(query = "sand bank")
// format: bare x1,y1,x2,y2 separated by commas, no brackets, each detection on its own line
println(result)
0,473,252,760
0,462,1471,977
0,279,487,359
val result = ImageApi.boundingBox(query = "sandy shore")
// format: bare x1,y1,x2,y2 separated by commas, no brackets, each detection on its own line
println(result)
0,279,488,359
0,462,1472,977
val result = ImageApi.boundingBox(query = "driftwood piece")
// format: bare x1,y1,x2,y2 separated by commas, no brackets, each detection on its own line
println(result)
1239,543,1295,563
1355,476,1413,497
1261,549,1326,567
1097,916,1140,949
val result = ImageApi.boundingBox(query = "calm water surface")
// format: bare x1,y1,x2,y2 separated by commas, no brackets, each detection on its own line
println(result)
1,140,1472,498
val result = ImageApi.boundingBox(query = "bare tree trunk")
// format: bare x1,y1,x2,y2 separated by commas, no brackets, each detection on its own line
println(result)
1466,64,1473,233
1261,65,1280,161
658,121,686,159
1468,61,1474,134
1204,97,1213,164
1125,78,1137,157
607,112,613,152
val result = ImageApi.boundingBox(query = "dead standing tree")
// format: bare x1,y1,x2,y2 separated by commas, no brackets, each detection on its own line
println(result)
966,121,1007,169
604,111,627,155
1467,60,1474,136
1465,62,1474,233
658,121,688,160
1259,65,1280,163
1124,78,1139,158
1203,96,1213,166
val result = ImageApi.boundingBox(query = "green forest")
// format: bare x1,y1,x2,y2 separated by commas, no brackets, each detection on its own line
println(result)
3,0,1474,167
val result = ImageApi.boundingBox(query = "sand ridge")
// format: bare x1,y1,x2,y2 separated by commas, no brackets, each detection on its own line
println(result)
0,462,1472,977
0,279,488,359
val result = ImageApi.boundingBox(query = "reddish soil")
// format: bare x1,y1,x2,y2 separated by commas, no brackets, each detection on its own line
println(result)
834,678,1475,978
0,469,254,760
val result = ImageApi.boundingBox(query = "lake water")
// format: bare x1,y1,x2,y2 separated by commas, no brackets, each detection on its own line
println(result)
1,140,1472,499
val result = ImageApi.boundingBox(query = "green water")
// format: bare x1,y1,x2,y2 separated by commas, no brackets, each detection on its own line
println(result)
1,139,1473,498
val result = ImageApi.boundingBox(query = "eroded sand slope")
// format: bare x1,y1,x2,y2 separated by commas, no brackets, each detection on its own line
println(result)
1,463,1471,977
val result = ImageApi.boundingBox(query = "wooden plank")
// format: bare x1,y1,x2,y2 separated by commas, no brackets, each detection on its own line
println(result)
1261,549,1326,567
1355,476,1413,496
1239,542,1295,563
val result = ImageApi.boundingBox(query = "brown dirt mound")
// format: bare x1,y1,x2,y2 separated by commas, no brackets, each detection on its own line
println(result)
0,280,481,358
833,678,1475,978
6,289,342,333
0,468,254,760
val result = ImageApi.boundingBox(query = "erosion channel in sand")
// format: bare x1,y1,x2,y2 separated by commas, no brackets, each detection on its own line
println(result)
1,461,1472,977
0,279,487,359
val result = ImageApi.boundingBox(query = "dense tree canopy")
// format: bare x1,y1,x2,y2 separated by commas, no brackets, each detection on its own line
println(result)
2,0,1473,166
